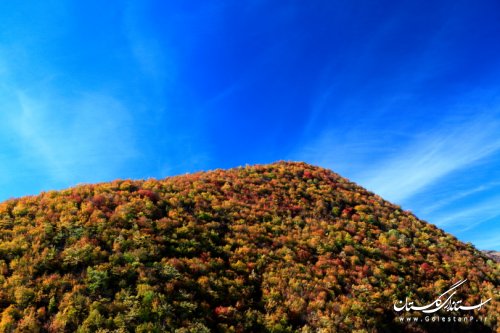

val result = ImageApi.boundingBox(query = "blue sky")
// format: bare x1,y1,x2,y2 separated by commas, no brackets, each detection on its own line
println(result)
1,1,500,250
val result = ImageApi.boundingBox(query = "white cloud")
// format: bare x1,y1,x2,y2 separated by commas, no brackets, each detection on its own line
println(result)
432,195,500,230
9,89,137,184
357,115,500,203
472,234,500,250
293,129,387,178
123,2,172,87
420,181,500,215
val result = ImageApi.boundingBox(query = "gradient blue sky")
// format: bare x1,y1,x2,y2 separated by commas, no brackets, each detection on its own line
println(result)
1,1,500,250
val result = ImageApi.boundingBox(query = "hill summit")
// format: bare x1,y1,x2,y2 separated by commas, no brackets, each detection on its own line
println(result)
0,162,498,332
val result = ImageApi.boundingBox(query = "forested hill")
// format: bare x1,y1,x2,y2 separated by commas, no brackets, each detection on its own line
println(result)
0,162,498,332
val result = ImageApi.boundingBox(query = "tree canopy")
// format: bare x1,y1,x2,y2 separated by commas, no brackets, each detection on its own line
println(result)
0,162,497,332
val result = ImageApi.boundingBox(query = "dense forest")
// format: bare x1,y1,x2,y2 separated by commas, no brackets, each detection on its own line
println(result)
0,162,497,332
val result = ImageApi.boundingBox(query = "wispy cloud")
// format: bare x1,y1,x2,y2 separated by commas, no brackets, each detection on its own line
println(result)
357,114,500,203
292,128,392,179
432,194,500,231
471,234,500,250
8,88,137,185
123,3,171,86
420,181,500,215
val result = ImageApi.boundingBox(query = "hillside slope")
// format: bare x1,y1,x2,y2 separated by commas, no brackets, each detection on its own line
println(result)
0,162,498,332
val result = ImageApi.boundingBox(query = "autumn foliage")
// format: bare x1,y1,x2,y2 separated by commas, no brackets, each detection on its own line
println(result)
0,162,498,332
